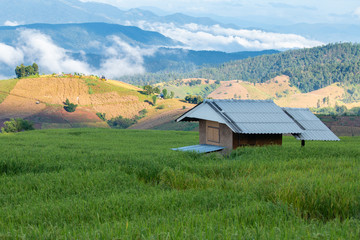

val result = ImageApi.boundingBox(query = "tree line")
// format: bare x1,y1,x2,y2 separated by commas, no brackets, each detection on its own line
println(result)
15,63,39,78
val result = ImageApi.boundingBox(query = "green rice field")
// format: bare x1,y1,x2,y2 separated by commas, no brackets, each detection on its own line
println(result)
0,128,359,239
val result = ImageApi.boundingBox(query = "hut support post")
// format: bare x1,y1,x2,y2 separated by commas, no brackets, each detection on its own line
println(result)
301,140,305,147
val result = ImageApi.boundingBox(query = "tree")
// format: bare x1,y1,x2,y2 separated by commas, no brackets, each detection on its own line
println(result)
184,95,203,104
15,64,26,78
32,63,39,75
169,91,175,99
107,116,137,129
64,98,78,112
153,87,160,94
143,85,153,95
1,118,34,133
25,65,34,76
162,89,168,99
152,95,157,106
14,63,39,78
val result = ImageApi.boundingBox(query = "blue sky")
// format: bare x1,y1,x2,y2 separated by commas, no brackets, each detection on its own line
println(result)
80,0,360,24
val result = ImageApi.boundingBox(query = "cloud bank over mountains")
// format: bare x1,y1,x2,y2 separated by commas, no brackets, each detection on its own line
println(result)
0,29,152,78
133,21,323,51
0,21,323,78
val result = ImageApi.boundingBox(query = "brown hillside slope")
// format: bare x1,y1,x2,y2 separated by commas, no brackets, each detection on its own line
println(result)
275,83,345,108
0,77,154,129
206,75,359,109
129,98,195,130
208,80,250,99
0,77,149,120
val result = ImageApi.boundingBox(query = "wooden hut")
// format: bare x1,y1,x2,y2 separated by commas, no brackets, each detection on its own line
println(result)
173,99,339,153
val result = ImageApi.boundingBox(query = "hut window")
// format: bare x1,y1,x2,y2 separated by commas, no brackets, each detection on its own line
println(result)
207,126,220,143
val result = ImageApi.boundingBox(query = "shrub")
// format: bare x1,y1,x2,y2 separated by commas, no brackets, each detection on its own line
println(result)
184,95,203,104
1,118,34,133
107,116,137,129
143,85,154,95
88,86,94,94
156,104,165,109
64,99,78,112
138,109,148,116
96,112,106,121
162,89,168,99
152,95,157,106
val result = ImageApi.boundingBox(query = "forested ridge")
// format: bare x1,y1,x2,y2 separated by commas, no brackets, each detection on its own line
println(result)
119,43,360,94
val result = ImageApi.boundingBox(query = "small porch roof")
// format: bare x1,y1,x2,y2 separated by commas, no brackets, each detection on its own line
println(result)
172,144,225,153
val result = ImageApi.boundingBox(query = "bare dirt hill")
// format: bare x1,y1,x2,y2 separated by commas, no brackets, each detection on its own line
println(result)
0,76,152,129
208,80,250,99
206,75,359,109
276,83,345,108
129,98,195,130
0,76,197,130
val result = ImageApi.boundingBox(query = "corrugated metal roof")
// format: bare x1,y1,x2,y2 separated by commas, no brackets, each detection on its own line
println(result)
179,103,226,124
283,108,340,141
177,99,303,134
172,144,225,153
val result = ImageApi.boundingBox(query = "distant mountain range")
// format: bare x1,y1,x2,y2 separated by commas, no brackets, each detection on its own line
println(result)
0,0,228,28
119,43,360,103
0,22,278,78
1,0,359,44
0,23,177,52
0,0,359,80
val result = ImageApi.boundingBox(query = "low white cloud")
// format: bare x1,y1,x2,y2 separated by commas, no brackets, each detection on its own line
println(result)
3,20,21,26
18,29,92,74
99,36,155,77
0,43,24,65
354,7,360,18
0,29,153,78
132,21,323,51
88,40,101,49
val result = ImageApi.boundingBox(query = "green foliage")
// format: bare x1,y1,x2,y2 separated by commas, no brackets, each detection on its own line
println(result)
138,109,148,117
152,95,157,106
343,84,360,103
312,106,360,116
156,104,165,109
63,98,78,113
0,129,359,238
107,116,137,129
153,86,160,94
156,80,219,99
143,85,154,95
0,78,19,104
185,95,203,104
118,43,360,96
15,63,39,78
1,118,34,133
187,43,360,93
88,86,94,94
162,88,168,99
96,112,106,121
188,79,202,86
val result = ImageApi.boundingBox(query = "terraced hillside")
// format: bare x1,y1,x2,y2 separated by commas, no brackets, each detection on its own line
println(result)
0,75,194,129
